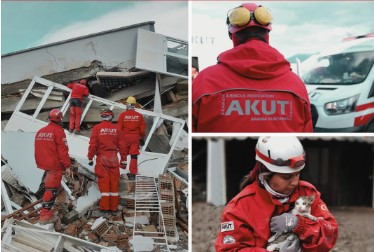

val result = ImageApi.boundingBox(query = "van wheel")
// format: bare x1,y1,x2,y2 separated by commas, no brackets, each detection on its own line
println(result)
366,120,374,132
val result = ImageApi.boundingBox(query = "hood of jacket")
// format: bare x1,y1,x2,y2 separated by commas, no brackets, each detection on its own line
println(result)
218,40,291,79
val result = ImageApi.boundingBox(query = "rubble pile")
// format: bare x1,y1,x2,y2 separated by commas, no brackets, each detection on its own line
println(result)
1,24,189,251
2,157,189,251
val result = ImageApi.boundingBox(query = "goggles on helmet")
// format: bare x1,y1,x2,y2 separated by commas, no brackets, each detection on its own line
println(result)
256,149,305,169
227,5,272,28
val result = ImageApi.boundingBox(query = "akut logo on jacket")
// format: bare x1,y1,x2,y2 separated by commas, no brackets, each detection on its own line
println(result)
124,115,140,121
222,93,293,121
36,132,54,141
100,128,117,135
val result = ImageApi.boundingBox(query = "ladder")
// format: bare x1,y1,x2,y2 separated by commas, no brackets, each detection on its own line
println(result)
132,175,170,252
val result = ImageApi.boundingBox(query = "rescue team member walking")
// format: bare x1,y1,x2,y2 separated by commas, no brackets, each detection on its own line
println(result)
88,109,127,216
216,137,338,251
117,96,146,180
192,3,313,132
67,79,89,134
34,109,71,224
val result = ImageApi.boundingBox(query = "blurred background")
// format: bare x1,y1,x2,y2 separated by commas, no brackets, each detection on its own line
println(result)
192,137,374,252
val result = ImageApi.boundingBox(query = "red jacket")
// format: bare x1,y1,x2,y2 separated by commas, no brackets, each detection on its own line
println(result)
216,180,338,252
88,121,126,162
34,122,71,171
192,40,313,132
117,110,146,138
67,82,89,101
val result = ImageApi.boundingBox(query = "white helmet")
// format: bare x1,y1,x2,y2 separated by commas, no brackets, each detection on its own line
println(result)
255,136,305,174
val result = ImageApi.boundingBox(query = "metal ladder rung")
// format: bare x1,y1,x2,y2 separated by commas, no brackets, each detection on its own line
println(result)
133,175,170,252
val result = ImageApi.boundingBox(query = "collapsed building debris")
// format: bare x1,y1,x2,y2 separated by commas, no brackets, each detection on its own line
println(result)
2,22,188,251
1,77,189,250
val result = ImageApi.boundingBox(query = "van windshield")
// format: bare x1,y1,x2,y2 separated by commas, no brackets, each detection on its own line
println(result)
302,51,374,85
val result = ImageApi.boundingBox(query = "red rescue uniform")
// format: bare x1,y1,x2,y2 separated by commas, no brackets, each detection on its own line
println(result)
117,109,146,175
88,121,126,211
192,40,313,132
67,82,89,132
216,180,338,252
34,122,71,221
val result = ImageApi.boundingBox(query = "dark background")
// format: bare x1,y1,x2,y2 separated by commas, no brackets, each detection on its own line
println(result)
192,137,374,206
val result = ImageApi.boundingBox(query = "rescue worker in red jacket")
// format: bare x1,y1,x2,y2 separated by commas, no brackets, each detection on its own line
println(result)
88,109,127,216
67,79,89,134
192,3,313,132
117,96,146,180
216,136,338,251
34,109,71,224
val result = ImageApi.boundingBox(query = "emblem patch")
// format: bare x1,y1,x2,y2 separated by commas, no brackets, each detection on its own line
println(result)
221,221,234,232
223,235,235,244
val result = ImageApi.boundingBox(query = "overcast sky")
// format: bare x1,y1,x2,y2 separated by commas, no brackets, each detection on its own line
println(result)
1,1,187,54
192,1,374,69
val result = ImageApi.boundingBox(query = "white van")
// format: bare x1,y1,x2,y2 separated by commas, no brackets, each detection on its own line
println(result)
301,34,374,132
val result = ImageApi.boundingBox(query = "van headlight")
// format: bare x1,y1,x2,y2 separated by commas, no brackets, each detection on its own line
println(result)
324,94,360,115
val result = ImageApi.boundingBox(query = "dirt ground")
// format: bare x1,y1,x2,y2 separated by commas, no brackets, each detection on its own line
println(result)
192,202,374,252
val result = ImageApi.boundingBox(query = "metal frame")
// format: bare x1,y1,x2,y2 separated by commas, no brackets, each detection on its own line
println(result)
132,175,170,251
4,76,185,177
1,224,110,251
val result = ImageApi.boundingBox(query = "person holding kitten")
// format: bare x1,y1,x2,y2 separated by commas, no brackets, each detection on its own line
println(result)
215,136,338,251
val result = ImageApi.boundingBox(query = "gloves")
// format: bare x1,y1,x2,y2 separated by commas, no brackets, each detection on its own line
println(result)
120,161,127,169
270,213,298,235
279,234,301,252
88,160,93,166
140,138,145,146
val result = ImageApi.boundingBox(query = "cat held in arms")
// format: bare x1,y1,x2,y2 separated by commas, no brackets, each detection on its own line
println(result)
266,195,318,252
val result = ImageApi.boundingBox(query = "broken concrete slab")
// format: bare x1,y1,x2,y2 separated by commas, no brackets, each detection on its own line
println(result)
125,215,149,225
75,183,101,214
2,22,155,85
162,100,188,118
1,97,64,114
62,210,79,225
1,132,44,193
130,235,154,251
170,123,188,151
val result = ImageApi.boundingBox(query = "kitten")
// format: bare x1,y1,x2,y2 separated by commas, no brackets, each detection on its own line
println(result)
292,195,317,221
266,195,317,252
